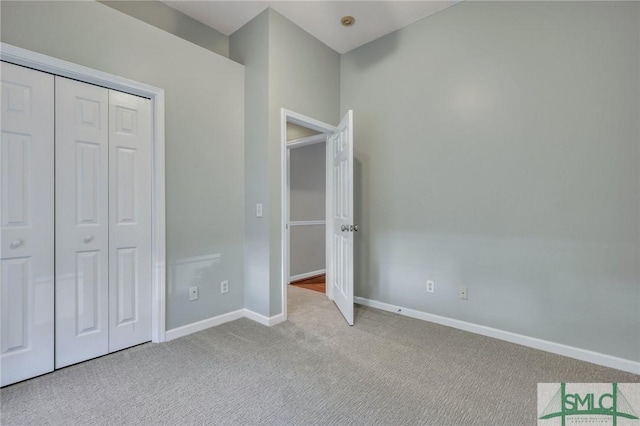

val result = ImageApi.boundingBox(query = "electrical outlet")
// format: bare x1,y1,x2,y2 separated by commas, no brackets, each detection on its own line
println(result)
221,280,229,294
426,280,435,293
459,287,468,300
189,286,199,301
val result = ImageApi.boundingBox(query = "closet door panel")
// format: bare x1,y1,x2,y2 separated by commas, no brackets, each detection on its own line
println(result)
108,91,152,352
55,77,109,368
0,62,54,386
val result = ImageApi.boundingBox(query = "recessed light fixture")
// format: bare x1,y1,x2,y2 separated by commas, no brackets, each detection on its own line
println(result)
341,16,356,27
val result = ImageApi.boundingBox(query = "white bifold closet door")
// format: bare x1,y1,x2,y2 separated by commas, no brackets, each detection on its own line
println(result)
55,77,152,368
55,77,109,368
107,90,152,353
1,64,152,384
1,62,55,386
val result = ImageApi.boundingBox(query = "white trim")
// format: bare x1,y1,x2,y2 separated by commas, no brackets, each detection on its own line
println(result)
281,110,289,323
325,130,333,302
1,44,162,99
244,310,285,326
289,220,326,227
289,269,326,283
164,308,286,342
2,43,167,343
284,109,337,135
165,310,245,341
151,90,167,344
287,134,326,149
281,109,337,323
355,297,640,375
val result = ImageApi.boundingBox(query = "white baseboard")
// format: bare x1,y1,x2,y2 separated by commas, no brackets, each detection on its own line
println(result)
165,309,245,341
355,297,640,375
289,269,326,283
165,309,286,341
244,309,285,326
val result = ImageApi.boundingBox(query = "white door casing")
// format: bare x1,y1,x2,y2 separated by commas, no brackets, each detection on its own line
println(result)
0,62,55,386
55,77,110,368
328,110,355,325
108,90,152,352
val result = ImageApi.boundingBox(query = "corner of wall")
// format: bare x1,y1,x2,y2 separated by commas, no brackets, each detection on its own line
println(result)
99,0,230,58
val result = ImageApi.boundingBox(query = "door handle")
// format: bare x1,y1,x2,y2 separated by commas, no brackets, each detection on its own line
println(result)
353,225,358,232
10,239,23,249
341,225,347,232
83,235,94,244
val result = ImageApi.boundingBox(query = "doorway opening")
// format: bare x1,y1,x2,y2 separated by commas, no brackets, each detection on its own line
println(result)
288,125,327,296
280,109,355,325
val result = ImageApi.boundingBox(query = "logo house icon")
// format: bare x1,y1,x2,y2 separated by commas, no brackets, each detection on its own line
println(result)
538,383,639,426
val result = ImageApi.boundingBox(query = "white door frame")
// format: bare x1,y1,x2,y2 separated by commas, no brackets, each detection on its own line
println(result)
1,43,167,343
280,109,336,321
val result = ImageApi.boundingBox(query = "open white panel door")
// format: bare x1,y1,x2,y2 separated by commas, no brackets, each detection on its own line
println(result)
1,62,55,386
328,110,355,325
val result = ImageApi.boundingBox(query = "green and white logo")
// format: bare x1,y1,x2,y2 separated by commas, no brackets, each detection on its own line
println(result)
538,383,640,426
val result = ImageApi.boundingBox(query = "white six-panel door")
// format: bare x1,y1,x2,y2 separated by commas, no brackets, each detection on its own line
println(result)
55,77,110,368
329,110,354,325
0,62,55,386
108,90,152,352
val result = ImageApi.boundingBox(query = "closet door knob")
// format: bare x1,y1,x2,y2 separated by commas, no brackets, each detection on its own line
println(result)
10,239,23,249
83,235,94,244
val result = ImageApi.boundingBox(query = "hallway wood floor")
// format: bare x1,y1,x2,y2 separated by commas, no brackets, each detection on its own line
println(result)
290,274,325,293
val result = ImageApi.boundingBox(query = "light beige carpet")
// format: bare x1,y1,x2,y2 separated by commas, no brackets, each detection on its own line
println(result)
1,286,638,425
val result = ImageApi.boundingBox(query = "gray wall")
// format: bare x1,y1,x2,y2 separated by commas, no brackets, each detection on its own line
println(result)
267,10,340,315
100,1,229,57
1,1,245,330
290,226,325,278
229,10,271,316
341,1,640,361
290,143,326,222
231,9,340,316
290,143,326,278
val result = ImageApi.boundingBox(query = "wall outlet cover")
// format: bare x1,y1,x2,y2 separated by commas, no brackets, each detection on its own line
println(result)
426,280,435,293
459,287,468,300
189,286,199,301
